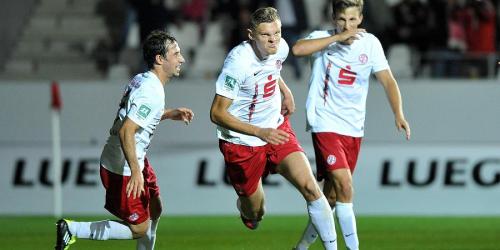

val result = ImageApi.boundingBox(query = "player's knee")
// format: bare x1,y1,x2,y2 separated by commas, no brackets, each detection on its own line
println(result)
248,206,265,220
302,180,322,201
133,229,147,238
130,221,149,238
336,180,353,201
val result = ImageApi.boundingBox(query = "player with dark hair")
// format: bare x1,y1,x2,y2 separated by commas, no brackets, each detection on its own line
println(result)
55,30,194,250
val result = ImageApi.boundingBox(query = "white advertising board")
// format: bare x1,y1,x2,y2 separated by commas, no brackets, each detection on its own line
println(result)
1,144,499,216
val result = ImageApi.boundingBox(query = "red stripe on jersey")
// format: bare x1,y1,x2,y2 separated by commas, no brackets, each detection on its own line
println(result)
323,62,332,105
248,83,259,122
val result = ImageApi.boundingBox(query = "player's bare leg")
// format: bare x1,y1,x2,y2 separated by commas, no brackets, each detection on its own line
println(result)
128,220,149,238
330,169,358,250
137,196,163,250
277,152,337,250
323,179,337,206
237,181,265,229
295,179,337,249
277,152,322,202
330,169,353,202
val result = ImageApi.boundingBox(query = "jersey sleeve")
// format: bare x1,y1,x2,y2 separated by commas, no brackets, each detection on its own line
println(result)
304,30,332,40
303,30,332,60
370,35,390,73
127,87,162,129
215,54,245,100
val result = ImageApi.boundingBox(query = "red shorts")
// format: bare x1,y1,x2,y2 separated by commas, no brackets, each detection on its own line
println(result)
312,132,362,181
219,118,304,197
100,158,160,224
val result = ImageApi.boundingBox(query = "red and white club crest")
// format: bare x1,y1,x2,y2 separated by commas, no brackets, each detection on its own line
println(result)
128,212,139,222
327,154,336,165
359,54,368,64
275,60,282,69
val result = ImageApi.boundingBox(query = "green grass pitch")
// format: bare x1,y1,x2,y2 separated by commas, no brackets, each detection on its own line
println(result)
2,215,499,249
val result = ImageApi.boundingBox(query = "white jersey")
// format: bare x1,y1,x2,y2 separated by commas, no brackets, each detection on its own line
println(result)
215,39,289,146
101,71,165,176
305,30,389,137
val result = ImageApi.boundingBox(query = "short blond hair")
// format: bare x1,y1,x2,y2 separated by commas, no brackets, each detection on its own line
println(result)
331,0,364,18
249,7,281,31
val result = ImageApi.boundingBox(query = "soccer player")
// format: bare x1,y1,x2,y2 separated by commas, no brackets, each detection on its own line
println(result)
291,1,411,249
54,30,194,250
210,7,338,250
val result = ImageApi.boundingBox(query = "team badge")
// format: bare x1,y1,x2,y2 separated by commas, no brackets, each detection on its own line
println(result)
327,154,336,165
359,54,368,64
276,60,282,70
137,105,151,119
129,212,139,222
224,75,237,91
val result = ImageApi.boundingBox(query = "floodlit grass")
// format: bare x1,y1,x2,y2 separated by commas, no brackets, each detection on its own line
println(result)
1,215,499,249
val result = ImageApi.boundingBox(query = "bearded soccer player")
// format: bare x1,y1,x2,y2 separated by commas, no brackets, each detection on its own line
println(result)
55,30,194,250
210,7,338,250
292,1,411,249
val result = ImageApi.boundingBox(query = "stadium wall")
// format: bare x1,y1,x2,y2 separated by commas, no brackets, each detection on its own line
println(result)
1,79,499,215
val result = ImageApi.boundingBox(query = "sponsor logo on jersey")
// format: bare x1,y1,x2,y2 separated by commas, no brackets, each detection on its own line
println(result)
327,154,336,165
338,65,357,85
359,54,368,64
224,75,237,91
137,105,152,119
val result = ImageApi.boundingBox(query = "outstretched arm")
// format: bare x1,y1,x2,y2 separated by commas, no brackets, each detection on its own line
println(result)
210,94,290,145
292,28,365,57
375,69,411,140
162,108,194,124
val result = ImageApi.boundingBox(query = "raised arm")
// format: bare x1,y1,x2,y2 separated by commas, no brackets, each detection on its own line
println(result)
375,69,411,140
210,94,289,145
292,29,365,57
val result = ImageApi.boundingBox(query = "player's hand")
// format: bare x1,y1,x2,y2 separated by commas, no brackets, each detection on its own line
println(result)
281,95,295,116
396,117,411,140
336,28,365,43
126,171,145,199
170,107,194,125
257,128,290,145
